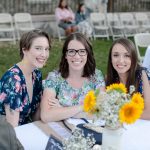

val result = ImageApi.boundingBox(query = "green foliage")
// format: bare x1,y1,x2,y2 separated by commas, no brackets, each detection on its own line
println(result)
0,39,113,79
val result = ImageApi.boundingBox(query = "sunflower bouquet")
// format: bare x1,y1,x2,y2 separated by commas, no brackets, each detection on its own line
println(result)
83,83,144,129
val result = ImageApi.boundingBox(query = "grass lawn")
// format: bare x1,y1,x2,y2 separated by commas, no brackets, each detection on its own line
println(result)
0,38,143,79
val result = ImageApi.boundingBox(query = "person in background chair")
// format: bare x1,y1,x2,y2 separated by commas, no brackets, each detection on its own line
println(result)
0,29,51,127
55,0,78,36
75,3,93,37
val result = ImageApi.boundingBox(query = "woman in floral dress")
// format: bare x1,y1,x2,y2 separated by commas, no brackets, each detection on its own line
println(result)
0,29,51,127
41,32,105,122
106,38,150,120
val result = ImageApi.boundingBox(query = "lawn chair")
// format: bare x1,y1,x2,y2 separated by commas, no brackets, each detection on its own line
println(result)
56,20,66,42
14,13,35,40
120,13,138,38
0,13,16,44
107,13,124,40
90,13,109,40
134,33,150,63
134,12,150,33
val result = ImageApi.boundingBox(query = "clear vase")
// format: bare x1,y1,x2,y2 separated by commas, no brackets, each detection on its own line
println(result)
102,127,123,150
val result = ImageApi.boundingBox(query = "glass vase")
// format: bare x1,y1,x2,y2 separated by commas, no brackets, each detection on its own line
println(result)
102,127,123,150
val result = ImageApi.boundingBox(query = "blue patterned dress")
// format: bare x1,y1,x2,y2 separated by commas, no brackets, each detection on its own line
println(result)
137,67,150,94
0,64,42,125
44,69,105,107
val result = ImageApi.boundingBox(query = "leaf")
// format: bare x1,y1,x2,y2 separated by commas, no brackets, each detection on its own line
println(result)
94,89,100,97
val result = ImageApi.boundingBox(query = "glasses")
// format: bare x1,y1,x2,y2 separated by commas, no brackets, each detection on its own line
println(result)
67,49,87,57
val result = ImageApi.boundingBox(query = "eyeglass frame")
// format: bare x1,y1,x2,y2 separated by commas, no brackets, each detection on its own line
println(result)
66,49,87,57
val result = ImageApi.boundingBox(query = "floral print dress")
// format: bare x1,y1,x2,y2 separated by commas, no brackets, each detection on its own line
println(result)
44,69,105,106
0,64,42,125
137,67,150,94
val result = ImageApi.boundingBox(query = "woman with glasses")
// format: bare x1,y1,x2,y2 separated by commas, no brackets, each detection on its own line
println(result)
40,32,105,122
0,29,51,127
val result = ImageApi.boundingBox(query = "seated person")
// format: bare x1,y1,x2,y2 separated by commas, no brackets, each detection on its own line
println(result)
75,3,92,37
0,29,51,127
40,32,105,122
55,0,78,36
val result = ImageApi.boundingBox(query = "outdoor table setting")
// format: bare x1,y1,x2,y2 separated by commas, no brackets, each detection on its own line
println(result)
15,119,150,150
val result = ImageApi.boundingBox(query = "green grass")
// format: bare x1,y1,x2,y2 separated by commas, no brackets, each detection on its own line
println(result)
0,39,114,79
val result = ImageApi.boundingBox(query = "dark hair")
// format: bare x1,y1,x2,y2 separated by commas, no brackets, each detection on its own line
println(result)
19,29,51,59
59,32,96,78
77,3,84,13
106,38,140,92
58,0,68,9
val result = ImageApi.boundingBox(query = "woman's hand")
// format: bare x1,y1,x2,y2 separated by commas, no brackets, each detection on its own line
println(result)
48,97,62,108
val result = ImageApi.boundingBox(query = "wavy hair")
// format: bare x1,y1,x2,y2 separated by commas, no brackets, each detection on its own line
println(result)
19,29,51,60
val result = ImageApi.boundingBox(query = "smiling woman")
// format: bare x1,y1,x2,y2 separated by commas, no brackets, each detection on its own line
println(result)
106,38,150,120
40,32,105,123
0,29,51,127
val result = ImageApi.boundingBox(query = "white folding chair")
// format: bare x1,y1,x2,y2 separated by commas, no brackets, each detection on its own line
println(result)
134,12,150,33
120,13,138,37
90,13,109,40
14,13,35,40
55,20,66,42
134,33,150,62
107,13,124,40
0,13,16,44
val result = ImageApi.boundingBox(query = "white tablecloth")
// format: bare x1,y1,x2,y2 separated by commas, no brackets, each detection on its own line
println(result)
15,123,49,150
15,119,150,150
122,119,150,150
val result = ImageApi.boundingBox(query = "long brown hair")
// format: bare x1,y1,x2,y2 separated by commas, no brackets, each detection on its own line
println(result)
59,32,96,78
58,0,68,9
106,38,140,92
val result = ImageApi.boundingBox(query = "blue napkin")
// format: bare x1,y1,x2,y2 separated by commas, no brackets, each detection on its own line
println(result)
77,123,103,145
45,135,63,150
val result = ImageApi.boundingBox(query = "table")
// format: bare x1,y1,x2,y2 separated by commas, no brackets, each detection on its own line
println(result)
15,119,150,150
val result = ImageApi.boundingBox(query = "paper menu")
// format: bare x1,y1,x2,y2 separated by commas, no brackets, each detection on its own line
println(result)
48,122,71,139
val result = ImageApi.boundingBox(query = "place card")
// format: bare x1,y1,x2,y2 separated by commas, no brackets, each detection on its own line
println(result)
48,122,71,139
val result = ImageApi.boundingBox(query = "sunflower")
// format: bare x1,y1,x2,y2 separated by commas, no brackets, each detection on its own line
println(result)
131,93,144,109
83,90,96,113
106,83,127,93
119,102,143,124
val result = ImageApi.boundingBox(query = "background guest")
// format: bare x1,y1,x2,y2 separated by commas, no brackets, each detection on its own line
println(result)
75,3,93,37
55,0,77,36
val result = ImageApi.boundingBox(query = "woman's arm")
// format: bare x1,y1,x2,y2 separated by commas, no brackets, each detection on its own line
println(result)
5,105,19,127
140,70,150,120
32,106,41,121
40,88,83,123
